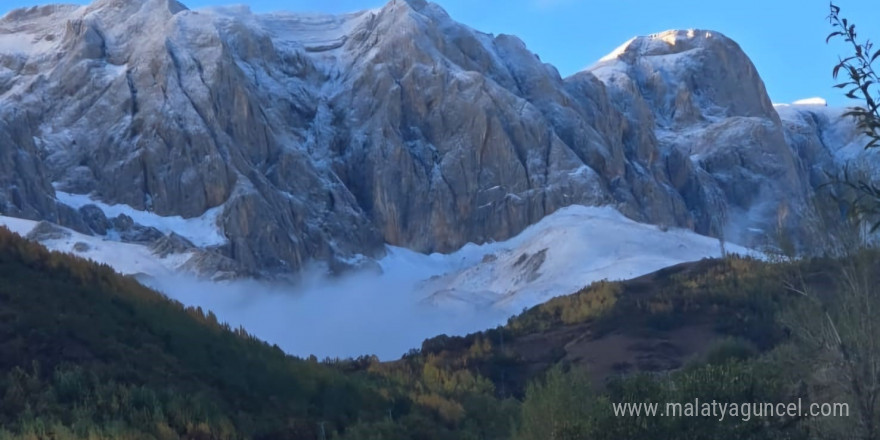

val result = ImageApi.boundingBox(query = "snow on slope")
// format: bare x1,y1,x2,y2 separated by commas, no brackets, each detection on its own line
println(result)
254,9,374,53
400,205,752,313
0,216,42,236
55,190,226,247
775,103,879,179
0,215,193,276
152,205,752,360
0,204,752,360
0,32,55,55
0,5,75,57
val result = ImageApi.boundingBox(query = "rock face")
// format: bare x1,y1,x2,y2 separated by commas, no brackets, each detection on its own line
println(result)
0,0,873,275
26,221,71,241
586,30,815,244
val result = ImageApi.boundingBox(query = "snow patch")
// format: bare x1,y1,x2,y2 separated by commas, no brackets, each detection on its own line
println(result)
0,216,40,236
0,215,192,277
0,32,56,55
155,205,755,360
399,205,754,312
0,204,757,360
54,191,226,247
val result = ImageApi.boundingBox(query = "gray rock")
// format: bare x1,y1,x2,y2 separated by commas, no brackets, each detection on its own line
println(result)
26,221,70,241
328,255,384,277
111,214,134,231
181,249,254,281
119,225,165,244
55,202,91,235
587,30,816,248
109,214,164,243
0,119,59,222
79,204,110,235
150,232,196,257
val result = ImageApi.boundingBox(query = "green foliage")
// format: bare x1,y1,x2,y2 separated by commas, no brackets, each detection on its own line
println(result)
828,3,880,148
585,258,787,349
513,358,808,440
827,3,880,232
503,257,788,349
703,337,758,365
507,280,620,335
603,359,807,440
778,249,880,440
516,366,600,440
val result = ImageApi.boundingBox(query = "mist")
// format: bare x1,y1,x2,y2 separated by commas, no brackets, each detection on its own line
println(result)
142,248,512,361
138,205,751,361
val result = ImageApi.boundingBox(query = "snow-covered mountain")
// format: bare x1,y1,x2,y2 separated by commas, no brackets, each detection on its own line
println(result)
0,0,873,280
2,0,876,357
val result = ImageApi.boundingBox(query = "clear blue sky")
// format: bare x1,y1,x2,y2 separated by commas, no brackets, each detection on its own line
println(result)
3,0,878,106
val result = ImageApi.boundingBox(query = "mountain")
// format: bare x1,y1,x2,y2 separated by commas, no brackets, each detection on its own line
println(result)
0,0,873,278
0,2,877,438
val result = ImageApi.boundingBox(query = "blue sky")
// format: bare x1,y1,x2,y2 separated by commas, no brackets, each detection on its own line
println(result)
3,0,878,106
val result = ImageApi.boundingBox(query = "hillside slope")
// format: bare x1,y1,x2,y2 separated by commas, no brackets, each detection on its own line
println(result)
407,257,790,397
0,226,519,439
1,223,870,439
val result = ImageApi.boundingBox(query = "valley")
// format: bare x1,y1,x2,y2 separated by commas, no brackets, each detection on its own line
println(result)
0,0,878,438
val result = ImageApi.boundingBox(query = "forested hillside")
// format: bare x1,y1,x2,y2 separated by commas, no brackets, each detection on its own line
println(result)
1,224,875,439
0,226,516,439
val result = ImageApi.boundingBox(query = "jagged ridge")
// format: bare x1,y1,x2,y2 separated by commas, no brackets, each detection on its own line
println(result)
0,0,870,275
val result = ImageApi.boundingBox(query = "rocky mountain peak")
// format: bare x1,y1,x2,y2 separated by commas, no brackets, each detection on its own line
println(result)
0,0,869,277
601,29,724,60
387,0,430,11
86,0,188,16
591,28,777,124
367,0,450,43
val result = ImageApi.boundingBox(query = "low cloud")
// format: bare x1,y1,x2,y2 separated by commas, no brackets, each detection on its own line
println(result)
143,264,510,361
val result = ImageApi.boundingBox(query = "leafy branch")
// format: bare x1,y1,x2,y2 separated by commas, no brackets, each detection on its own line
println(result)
828,3,880,148
827,3,880,234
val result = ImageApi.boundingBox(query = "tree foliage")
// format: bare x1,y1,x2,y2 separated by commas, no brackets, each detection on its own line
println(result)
515,366,600,440
828,3,880,148
827,3,880,232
